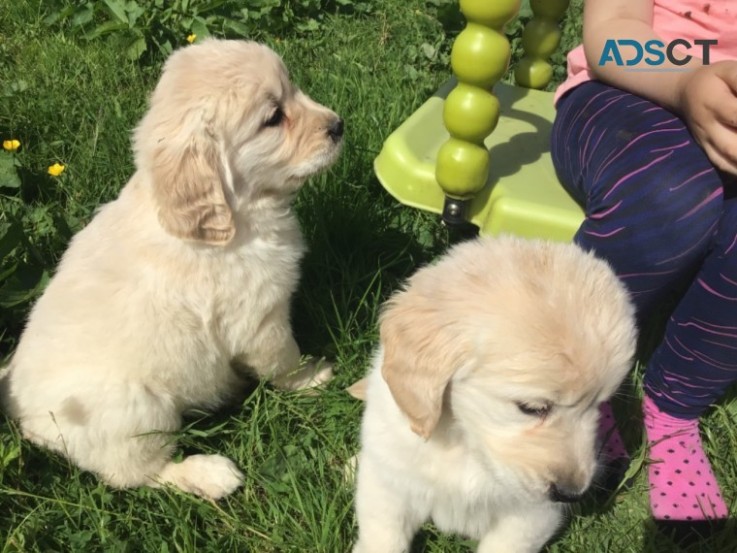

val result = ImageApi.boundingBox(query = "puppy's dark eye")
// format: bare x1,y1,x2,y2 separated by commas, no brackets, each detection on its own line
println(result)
516,402,551,418
264,107,284,127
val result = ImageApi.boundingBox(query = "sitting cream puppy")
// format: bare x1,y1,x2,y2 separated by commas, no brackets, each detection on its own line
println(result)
4,39,342,500
352,236,636,553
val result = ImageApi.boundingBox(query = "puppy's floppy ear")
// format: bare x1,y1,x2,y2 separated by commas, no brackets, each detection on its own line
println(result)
151,120,234,244
380,295,469,439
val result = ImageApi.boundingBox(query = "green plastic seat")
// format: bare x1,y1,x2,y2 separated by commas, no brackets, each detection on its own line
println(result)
374,0,583,241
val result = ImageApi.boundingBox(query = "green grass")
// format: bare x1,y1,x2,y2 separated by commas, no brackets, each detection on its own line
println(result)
1,1,736,551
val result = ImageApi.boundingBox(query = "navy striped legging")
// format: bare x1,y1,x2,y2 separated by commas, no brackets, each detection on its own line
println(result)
551,80,737,419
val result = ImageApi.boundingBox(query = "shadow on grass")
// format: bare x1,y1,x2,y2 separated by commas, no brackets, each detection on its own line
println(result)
641,517,737,552
290,172,453,380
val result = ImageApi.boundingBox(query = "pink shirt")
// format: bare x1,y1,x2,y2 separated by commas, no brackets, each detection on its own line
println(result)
554,0,737,103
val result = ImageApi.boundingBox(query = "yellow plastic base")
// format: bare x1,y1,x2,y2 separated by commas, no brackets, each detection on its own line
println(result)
374,80,584,242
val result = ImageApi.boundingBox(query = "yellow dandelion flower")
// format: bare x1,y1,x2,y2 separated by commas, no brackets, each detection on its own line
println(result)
2,139,21,152
187,33,197,44
48,162,66,177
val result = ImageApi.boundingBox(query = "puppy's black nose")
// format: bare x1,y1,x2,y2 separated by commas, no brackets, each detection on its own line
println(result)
328,118,344,142
548,483,584,503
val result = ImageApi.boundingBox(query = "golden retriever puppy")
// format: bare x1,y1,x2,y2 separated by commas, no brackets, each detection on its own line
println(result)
352,236,637,553
4,39,342,499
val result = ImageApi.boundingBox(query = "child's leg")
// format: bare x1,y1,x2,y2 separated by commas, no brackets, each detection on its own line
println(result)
641,195,737,521
551,82,731,517
552,82,724,320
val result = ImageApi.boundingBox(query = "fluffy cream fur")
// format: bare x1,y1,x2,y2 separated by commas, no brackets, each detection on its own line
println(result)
352,236,637,553
4,39,342,499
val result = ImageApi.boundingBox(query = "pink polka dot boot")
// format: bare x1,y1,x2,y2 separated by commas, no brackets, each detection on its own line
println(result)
643,394,728,522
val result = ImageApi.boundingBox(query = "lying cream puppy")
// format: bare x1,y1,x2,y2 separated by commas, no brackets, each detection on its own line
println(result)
3,39,342,499
352,236,636,553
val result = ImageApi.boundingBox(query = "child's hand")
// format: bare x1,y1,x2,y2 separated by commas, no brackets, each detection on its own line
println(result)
678,61,737,174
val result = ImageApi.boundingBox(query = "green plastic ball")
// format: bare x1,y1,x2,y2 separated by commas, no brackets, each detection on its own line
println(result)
460,0,521,27
530,0,569,20
436,138,490,197
514,58,553,89
451,25,510,89
521,19,561,59
443,84,500,143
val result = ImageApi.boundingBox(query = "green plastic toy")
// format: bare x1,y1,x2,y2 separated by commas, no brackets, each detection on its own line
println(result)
374,0,583,241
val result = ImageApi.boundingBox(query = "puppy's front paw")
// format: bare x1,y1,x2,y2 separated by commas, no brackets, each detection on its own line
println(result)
303,357,334,388
157,454,244,500
272,356,334,391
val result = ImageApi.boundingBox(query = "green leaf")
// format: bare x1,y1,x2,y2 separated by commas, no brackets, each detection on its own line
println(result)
83,21,129,40
0,441,21,469
126,36,148,60
0,153,21,189
0,221,24,261
71,5,96,28
223,19,252,37
296,18,320,32
103,0,129,24
199,0,228,15
0,261,19,283
0,267,49,308
51,211,74,242
2,79,28,98
125,1,145,27
421,42,437,60
43,5,77,26
155,38,173,57
190,17,210,39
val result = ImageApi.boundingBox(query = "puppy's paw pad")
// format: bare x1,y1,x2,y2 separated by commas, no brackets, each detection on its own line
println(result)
161,454,244,500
